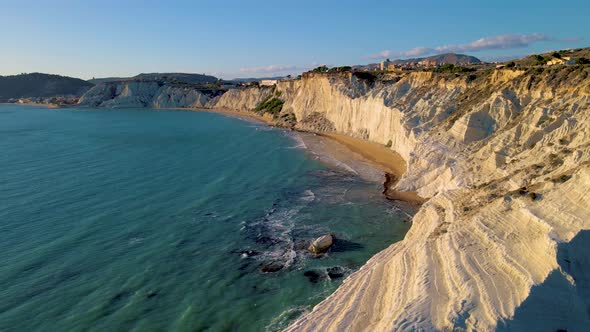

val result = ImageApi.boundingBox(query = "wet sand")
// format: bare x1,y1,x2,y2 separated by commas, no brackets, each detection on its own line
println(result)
301,132,426,205
319,133,406,176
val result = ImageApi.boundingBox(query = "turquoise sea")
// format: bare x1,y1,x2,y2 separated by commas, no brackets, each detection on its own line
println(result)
0,105,410,331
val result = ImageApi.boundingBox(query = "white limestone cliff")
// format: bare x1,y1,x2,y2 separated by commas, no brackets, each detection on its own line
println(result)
78,81,213,108
213,86,275,111
217,69,590,331
288,69,590,331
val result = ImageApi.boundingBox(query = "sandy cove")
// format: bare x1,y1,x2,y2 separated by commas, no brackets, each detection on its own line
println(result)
199,107,424,205
316,133,426,205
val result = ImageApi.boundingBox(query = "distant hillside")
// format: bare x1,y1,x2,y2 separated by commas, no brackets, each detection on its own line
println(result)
88,73,218,85
356,53,482,70
229,76,286,83
0,73,94,102
87,77,129,84
391,53,482,65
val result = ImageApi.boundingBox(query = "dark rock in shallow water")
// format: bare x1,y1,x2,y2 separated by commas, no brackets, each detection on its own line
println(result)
260,261,284,273
327,266,346,279
294,239,308,251
303,270,324,283
304,267,347,283
256,235,280,246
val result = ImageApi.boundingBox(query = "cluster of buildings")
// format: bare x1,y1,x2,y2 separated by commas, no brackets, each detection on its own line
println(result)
379,59,444,71
259,79,278,86
545,56,576,66
238,79,278,88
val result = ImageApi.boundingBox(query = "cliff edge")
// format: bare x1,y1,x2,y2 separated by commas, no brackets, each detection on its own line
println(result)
221,67,590,331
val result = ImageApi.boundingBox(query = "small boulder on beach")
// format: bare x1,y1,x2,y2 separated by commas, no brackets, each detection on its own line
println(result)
308,234,334,255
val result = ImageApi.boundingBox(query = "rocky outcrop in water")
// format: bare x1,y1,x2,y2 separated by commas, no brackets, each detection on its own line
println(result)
308,234,333,255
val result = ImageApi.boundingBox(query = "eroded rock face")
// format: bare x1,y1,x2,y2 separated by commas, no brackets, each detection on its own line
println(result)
265,68,590,332
299,112,336,132
152,86,210,108
213,86,275,111
78,81,214,108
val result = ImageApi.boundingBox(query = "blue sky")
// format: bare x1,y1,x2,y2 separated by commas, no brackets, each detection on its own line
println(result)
0,0,588,79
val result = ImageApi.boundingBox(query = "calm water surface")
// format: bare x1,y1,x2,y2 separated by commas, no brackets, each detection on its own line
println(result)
0,105,409,331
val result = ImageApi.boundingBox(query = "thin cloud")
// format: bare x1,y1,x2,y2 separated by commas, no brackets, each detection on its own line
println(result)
234,63,331,78
369,33,575,60
562,37,584,43
239,64,299,73
213,63,321,79
479,54,526,63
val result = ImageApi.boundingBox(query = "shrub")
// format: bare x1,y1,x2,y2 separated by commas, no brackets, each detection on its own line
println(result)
533,55,547,66
576,57,590,65
255,97,284,117
311,65,328,73
327,66,352,73
433,64,476,73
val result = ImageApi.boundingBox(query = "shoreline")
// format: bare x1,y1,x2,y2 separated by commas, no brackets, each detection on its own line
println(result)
0,102,59,108
166,106,276,126
6,102,424,205
318,133,406,175
185,106,426,205
314,133,426,205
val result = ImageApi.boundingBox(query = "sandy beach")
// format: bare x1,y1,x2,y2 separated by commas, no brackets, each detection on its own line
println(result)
0,102,59,108
313,133,426,204
319,133,406,176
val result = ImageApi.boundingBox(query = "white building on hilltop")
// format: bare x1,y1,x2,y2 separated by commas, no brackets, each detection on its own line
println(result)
380,59,392,71
260,79,278,86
